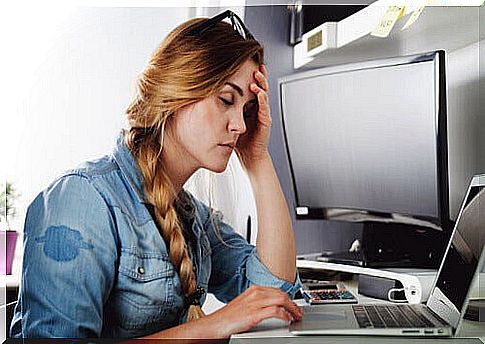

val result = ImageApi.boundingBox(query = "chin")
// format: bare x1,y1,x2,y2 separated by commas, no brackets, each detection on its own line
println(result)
206,158,230,174
209,164,229,174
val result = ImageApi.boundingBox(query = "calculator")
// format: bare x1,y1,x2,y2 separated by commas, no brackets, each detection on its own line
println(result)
301,281,358,305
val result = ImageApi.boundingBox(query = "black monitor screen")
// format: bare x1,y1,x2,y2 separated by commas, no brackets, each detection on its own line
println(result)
280,52,447,227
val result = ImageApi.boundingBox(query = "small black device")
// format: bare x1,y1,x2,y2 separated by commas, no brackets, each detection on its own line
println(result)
287,5,365,46
358,274,406,302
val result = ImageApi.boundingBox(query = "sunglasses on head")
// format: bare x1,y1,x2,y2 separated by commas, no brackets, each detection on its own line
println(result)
188,10,255,40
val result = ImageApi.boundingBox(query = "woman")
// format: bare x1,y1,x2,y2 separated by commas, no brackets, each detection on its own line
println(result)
11,10,303,339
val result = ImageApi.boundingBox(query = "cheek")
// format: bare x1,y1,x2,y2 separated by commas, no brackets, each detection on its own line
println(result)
192,108,224,142
173,101,225,156
178,117,213,155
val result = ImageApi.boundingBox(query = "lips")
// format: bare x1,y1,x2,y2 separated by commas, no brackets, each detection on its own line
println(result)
218,144,233,151
218,142,235,155
219,141,236,149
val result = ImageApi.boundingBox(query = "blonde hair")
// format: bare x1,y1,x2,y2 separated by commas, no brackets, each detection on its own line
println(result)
124,17,264,321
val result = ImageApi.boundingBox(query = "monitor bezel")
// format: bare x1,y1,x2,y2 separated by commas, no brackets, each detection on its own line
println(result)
278,51,451,231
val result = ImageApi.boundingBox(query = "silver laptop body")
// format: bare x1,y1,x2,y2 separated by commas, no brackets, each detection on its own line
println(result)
290,174,485,337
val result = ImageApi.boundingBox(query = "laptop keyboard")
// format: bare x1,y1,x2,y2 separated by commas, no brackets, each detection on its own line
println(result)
352,305,437,328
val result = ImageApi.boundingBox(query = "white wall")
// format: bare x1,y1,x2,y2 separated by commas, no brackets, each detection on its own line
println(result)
186,153,258,243
447,41,482,220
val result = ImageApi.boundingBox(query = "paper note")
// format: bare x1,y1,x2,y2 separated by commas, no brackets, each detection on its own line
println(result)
401,6,425,30
371,5,406,38
401,0,435,31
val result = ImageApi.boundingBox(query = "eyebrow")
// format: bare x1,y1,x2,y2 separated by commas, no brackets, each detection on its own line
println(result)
224,82,244,97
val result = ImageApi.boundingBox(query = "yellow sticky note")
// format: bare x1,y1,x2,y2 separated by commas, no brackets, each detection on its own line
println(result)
401,6,425,30
371,5,406,38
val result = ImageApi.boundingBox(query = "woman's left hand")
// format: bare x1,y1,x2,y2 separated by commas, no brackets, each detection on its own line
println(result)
235,64,272,170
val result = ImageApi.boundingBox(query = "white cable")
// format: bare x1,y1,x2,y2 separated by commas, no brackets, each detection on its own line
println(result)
388,287,408,303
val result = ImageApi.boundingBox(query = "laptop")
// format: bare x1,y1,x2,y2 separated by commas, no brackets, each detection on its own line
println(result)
290,174,485,337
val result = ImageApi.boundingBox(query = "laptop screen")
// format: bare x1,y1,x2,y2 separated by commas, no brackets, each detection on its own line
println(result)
433,181,484,318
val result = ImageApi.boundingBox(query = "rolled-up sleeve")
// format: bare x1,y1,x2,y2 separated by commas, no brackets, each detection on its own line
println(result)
200,206,301,303
246,248,302,297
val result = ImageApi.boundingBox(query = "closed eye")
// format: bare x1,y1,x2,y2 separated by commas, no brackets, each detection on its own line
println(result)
219,97,233,106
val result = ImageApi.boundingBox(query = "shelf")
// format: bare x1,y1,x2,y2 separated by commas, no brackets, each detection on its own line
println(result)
294,2,484,69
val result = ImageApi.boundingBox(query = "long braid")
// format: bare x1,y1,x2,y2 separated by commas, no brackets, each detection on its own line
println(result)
126,129,205,321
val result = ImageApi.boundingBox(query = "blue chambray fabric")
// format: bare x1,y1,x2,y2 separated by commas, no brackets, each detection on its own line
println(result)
10,132,302,339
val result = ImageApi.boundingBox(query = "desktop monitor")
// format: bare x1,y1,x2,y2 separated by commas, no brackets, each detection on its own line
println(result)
279,51,450,266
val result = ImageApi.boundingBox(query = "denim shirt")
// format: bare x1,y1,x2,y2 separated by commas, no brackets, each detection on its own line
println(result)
10,133,301,338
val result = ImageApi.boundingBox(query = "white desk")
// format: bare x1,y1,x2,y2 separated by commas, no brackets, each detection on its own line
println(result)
231,280,485,344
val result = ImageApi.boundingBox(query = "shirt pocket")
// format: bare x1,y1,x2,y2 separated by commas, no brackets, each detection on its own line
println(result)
114,248,175,331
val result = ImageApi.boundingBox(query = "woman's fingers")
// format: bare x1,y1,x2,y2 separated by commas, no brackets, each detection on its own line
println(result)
260,64,268,84
246,286,303,321
212,286,304,337
250,82,266,97
254,305,293,324
255,69,269,91
250,83,270,116
259,295,303,321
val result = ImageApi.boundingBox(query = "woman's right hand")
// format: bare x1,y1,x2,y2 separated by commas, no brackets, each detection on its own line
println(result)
205,285,304,338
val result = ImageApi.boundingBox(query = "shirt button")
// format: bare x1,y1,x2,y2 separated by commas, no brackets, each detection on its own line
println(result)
138,267,145,275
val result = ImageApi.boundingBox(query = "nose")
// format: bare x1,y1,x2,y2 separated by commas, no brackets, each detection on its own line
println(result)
228,108,247,135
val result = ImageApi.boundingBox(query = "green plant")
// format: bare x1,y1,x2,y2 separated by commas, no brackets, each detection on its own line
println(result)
0,181,19,231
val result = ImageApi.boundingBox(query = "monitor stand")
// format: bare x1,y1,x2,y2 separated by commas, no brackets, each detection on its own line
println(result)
317,222,448,268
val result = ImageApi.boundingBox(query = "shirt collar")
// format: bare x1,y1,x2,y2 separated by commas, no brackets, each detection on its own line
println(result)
174,189,196,221
112,131,150,204
111,131,196,221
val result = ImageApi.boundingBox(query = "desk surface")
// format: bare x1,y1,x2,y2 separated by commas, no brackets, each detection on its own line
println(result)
230,279,485,344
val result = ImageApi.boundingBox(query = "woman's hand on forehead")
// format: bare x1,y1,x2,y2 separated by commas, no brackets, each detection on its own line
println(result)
235,64,273,171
